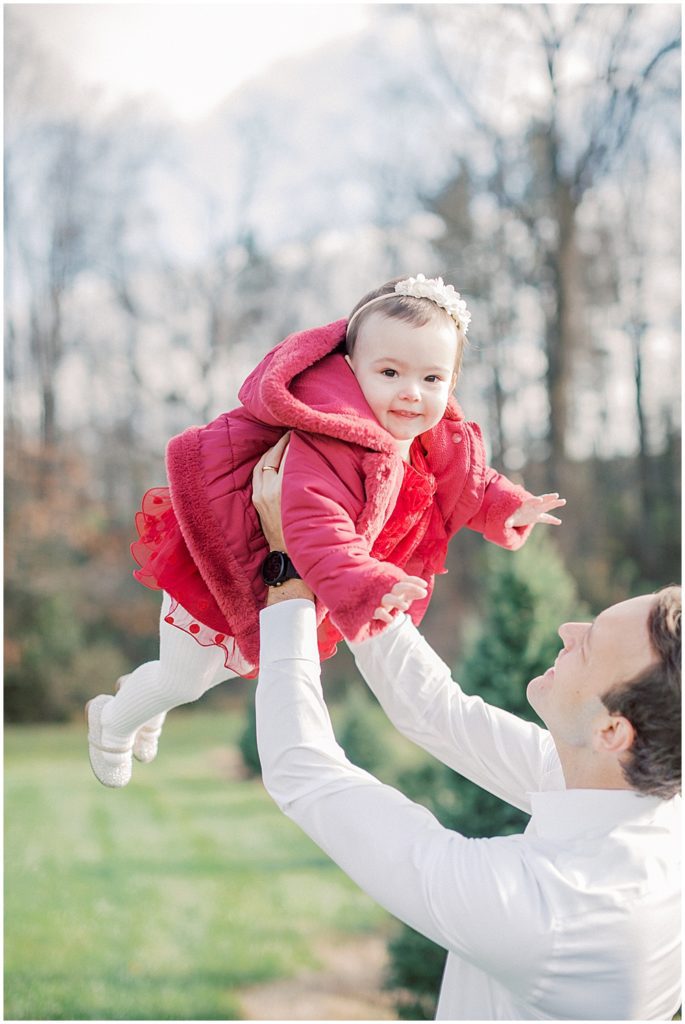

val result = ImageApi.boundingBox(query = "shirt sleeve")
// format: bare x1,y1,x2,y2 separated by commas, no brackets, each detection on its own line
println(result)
348,614,562,813
256,599,550,981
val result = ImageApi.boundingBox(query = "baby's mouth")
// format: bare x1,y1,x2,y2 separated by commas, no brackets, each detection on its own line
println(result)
390,410,422,419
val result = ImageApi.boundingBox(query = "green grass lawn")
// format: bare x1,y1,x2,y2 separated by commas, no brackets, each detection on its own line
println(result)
4,705,394,1020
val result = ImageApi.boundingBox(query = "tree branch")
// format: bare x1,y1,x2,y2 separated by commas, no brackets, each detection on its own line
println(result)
575,25,681,192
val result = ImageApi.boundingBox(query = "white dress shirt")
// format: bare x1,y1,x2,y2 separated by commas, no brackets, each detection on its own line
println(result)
256,600,681,1020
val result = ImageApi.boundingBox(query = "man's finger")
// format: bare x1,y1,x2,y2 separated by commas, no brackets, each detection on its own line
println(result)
255,432,291,475
270,432,291,473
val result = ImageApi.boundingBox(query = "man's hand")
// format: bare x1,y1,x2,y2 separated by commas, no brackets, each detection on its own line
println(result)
252,433,290,550
252,434,315,605
373,576,429,624
506,493,566,529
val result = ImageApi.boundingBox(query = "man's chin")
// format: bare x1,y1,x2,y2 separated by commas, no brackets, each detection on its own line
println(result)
526,669,553,713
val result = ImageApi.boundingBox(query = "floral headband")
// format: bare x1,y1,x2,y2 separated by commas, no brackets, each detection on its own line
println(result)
347,273,471,334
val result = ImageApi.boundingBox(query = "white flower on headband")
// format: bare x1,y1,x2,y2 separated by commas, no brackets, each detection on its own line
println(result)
394,273,471,333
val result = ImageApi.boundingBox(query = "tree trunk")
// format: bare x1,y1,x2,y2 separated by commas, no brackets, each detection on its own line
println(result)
40,381,57,450
630,319,657,564
545,179,578,483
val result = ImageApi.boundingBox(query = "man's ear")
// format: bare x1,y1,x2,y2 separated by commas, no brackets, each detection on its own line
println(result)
593,714,635,756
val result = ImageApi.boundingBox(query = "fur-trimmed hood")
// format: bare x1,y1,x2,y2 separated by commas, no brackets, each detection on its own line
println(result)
239,318,465,454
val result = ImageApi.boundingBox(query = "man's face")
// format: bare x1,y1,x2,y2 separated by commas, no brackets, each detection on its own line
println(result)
527,595,658,749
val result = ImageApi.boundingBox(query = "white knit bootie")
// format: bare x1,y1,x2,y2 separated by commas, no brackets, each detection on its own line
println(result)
114,675,165,764
86,695,133,788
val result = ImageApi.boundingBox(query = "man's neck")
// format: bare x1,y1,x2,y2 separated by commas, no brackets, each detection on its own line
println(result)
556,744,634,791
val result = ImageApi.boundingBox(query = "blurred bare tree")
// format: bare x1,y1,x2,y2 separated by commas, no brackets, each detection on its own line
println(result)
411,2,680,479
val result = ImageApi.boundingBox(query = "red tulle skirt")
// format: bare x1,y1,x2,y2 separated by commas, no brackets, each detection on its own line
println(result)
130,488,259,677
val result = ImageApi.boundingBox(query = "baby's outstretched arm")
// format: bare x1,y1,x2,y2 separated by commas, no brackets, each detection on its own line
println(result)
505,492,566,529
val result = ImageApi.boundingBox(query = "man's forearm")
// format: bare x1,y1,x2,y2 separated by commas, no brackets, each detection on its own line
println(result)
255,598,466,949
257,599,375,810
348,615,558,810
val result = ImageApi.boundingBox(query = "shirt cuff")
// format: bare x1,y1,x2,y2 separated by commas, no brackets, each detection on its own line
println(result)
259,599,320,666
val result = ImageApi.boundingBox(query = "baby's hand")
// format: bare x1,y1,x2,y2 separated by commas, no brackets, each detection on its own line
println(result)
373,576,428,624
506,493,566,529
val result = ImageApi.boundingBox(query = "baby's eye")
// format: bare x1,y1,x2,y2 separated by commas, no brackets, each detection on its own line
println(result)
425,375,443,383
381,368,398,378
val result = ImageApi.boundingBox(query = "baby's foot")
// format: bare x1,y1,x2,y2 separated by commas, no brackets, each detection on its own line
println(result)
86,695,133,787
132,716,165,764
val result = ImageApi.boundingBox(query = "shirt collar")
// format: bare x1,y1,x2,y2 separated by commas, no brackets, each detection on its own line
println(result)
528,789,674,841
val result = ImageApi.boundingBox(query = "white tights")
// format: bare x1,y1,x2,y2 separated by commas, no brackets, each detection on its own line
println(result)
99,594,237,747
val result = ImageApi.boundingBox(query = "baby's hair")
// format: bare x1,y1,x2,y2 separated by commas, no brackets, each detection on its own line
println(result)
346,276,467,381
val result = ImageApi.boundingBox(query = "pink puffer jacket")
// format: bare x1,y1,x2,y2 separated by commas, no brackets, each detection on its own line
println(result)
156,319,533,668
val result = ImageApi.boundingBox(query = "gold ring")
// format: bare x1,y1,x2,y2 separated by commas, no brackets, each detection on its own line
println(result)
261,466,278,472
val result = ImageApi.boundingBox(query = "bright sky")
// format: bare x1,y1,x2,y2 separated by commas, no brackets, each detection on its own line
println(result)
14,3,370,120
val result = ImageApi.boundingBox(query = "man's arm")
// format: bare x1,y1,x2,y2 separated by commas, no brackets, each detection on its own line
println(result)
256,595,548,980
251,434,560,813
348,614,562,812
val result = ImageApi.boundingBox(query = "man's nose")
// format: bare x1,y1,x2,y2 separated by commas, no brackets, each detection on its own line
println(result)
558,622,585,648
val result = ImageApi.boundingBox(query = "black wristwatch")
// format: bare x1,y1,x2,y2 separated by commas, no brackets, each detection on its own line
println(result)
261,550,301,587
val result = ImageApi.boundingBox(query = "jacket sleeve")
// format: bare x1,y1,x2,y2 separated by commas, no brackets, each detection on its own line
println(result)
281,433,406,642
465,467,535,551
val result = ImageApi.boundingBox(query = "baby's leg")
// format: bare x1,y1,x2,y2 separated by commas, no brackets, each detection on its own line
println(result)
99,595,236,748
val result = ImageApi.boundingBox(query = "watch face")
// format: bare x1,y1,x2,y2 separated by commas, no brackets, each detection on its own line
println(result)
262,550,287,585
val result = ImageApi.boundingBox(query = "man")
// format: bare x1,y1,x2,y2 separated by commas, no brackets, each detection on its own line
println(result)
252,438,681,1021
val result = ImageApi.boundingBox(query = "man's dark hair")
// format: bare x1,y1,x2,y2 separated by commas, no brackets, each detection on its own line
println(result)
602,585,681,799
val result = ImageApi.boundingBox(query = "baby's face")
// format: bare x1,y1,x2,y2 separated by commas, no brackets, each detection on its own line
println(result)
345,312,458,448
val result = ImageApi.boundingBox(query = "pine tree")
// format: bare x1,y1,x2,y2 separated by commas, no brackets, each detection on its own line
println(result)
238,694,261,777
385,532,588,1017
336,687,390,775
